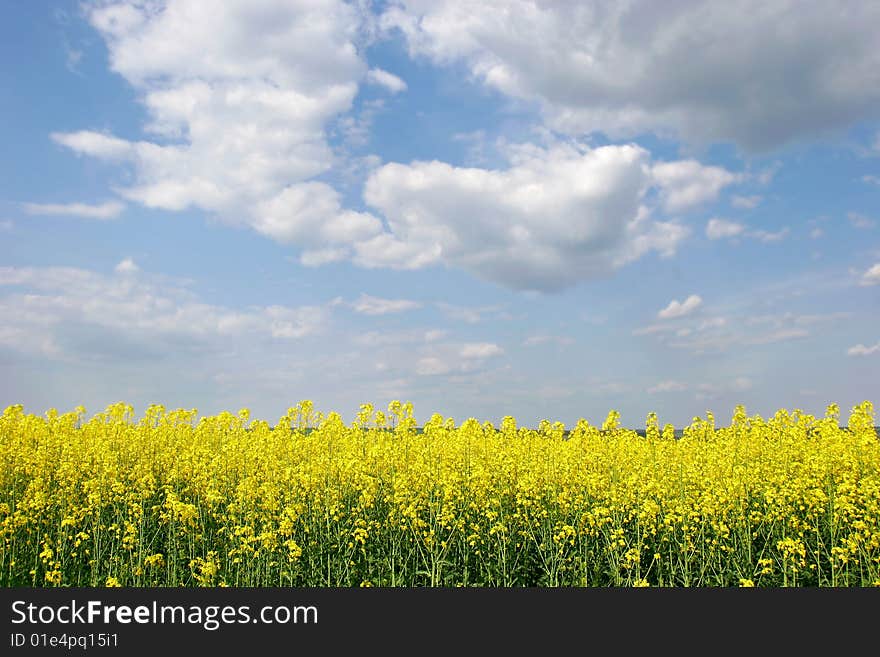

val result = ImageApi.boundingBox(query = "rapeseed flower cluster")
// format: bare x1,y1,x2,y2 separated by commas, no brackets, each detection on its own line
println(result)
1,400,878,587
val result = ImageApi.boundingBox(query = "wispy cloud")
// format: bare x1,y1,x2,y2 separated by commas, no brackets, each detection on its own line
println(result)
0,264,332,360
706,218,789,243
694,376,753,401
521,335,574,347
648,380,688,394
22,200,125,220
731,195,762,209
354,328,447,347
435,302,507,324
749,227,790,243
848,212,876,230
636,308,845,355
366,68,407,94
351,294,422,316
415,342,504,376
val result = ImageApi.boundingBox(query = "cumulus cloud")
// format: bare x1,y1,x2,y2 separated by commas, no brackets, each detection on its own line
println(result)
22,200,125,220
53,0,378,252
359,142,711,291
382,1,880,151
351,293,422,315
366,68,407,93
46,1,758,294
658,295,702,320
651,161,739,213
847,342,880,356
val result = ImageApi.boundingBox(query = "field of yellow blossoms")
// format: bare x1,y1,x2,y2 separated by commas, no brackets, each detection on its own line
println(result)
1,400,878,587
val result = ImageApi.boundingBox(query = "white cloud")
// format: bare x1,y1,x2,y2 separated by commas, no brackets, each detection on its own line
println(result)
744,328,809,345
750,227,790,243
54,0,375,252
366,68,407,93
415,334,504,376
810,227,824,240
414,341,503,376
731,376,753,392
754,162,781,186
596,382,629,395
382,1,880,151
860,263,880,286
253,182,383,247
648,380,688,394
299,248,350,267
459,342,503,359
731,195,762,209
48,1,765,294
651,161,739,213
640,307,843,355
863,175,880,186
691,377,750,401
706,218,746,240
435,302,505,324
697,317,727,331
351,293,422,315
658,295,702,320
114,258,139,274
0,220,12,232
424,329,447,342
415,356,450,376
51,131,132,160
706,218,789,243
632,324,676,336
847,342,880,356
64,46,83,74
848,212,876,229
361,142,700,292
22,200,125,220
0,265,330,360
522,335,574,347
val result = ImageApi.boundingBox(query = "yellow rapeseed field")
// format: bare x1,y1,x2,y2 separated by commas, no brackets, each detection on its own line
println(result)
1,400,878,587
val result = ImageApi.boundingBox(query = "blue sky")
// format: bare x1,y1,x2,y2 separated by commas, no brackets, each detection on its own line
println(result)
2,0,879,428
